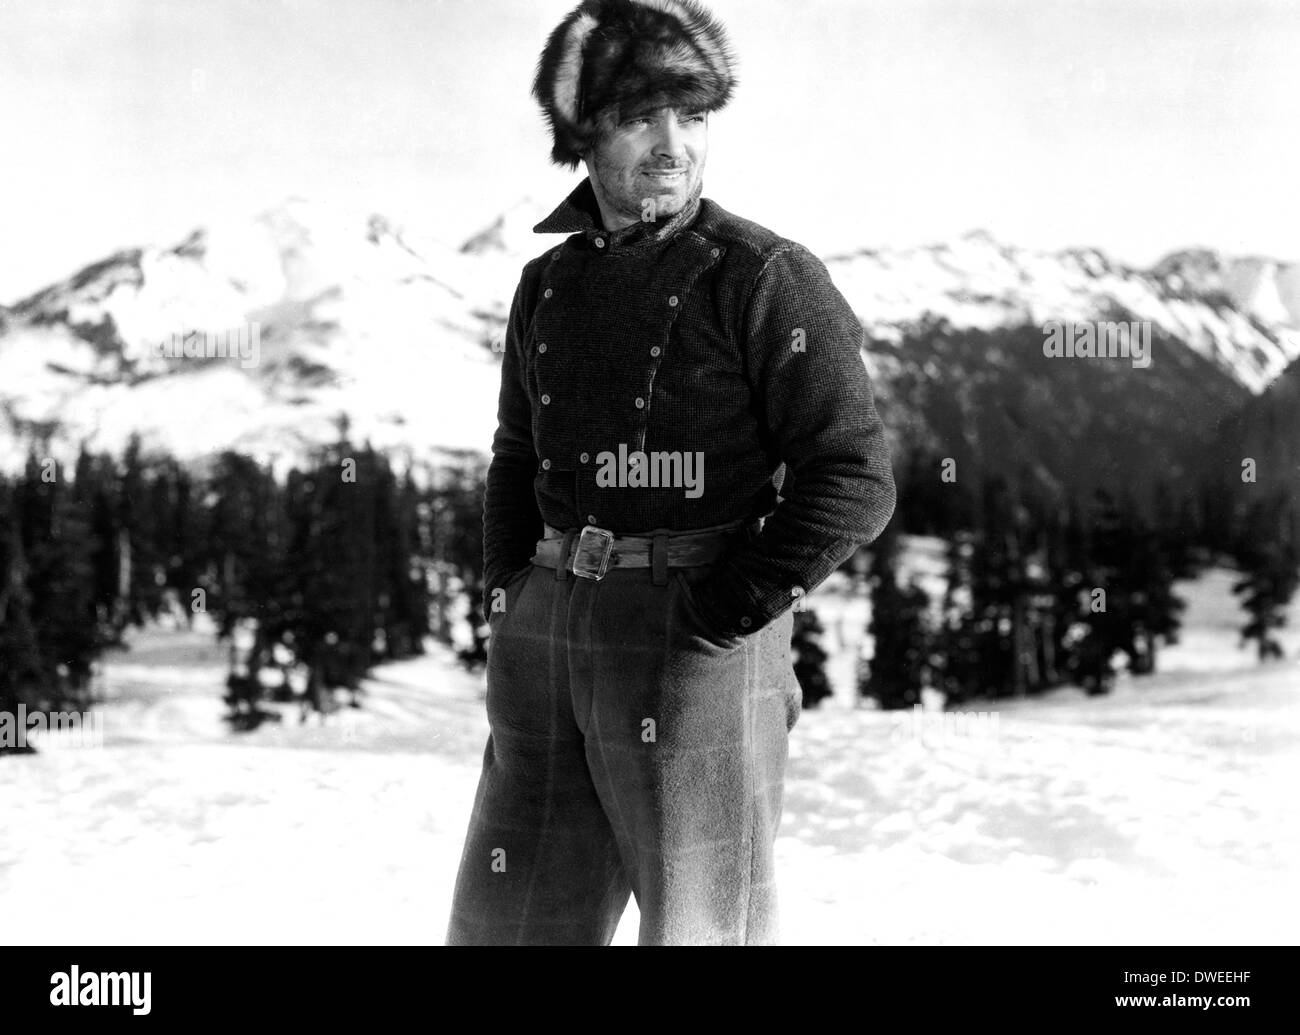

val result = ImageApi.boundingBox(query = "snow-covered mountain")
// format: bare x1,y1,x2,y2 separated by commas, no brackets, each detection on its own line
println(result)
0,197,511,475
0,195,1295,481
825,231,1300,395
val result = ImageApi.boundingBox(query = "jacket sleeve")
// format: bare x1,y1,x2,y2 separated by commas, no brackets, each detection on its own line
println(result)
690,241,897,638
481,268,544,614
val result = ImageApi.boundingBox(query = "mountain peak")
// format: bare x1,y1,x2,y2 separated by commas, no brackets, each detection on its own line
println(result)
459,197,551,256
1150,247,1229,289
171,228,207,260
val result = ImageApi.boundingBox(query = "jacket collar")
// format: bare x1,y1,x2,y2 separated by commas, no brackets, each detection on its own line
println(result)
533,176,703,250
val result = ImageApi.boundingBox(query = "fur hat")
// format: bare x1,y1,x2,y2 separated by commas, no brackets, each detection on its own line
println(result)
531,0,738,170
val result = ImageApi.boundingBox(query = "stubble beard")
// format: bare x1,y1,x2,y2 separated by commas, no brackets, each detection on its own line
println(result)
593,148,702,226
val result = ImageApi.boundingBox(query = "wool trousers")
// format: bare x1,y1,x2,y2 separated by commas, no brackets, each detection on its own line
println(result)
446,543,802,945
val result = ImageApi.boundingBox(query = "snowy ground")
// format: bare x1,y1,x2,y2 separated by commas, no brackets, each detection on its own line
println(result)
1,563,1296,945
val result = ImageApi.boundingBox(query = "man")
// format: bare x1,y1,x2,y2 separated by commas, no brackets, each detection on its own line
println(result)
446,0,895,945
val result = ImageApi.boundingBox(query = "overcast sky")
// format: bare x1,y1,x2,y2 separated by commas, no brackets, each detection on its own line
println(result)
2,0,1297,304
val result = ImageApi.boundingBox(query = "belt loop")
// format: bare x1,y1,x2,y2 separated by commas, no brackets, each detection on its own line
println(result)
556,529,576,581
651,532,669,586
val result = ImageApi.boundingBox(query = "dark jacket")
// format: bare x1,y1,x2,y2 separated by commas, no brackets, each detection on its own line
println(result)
483,176,896,640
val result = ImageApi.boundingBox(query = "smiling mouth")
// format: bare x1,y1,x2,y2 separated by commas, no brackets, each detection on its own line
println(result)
643,169,686,177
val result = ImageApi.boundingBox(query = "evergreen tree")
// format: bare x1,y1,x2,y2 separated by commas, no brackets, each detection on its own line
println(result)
0,476,43,753
1046,496,1091,690
376,467,430,661
72,447,125,646
1069,489,1133,694
282,434,384,713
141,455,196,620
1125,516,1187,675
331,443,380,698
935,531,981,704
16,452,99,710
1024,504,1065,692
1058,487,1185,684
964,478,1020,698
1233,493,1300,662
119,434,167,626
431,451,491,650
1153,477,1204,578
860,524,932,709
791,607,833,709
201,452,288,727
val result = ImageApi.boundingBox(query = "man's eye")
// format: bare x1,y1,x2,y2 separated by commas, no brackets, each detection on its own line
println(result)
620,113,703,128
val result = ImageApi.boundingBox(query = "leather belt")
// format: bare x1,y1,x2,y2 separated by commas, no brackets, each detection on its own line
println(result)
530,519,760,581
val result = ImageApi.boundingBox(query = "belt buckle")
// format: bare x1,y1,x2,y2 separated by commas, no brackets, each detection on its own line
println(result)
571,524,615,580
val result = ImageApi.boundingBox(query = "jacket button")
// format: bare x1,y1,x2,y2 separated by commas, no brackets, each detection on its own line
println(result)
594,237,606,249
579,452,589,463
543,288,553,299
541,394,551,404
740,616,752,628
668,295,679,307
711,247,720,258
552,252,560,260
587,514,598,524
634,397,645,409
538,343,547,353
650,346,661,357
541,459,551,470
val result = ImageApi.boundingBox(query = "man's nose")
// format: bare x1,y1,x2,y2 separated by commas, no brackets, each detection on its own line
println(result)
654,116,688,160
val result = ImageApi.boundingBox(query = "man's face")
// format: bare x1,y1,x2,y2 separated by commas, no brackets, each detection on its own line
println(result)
583,104,708,230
